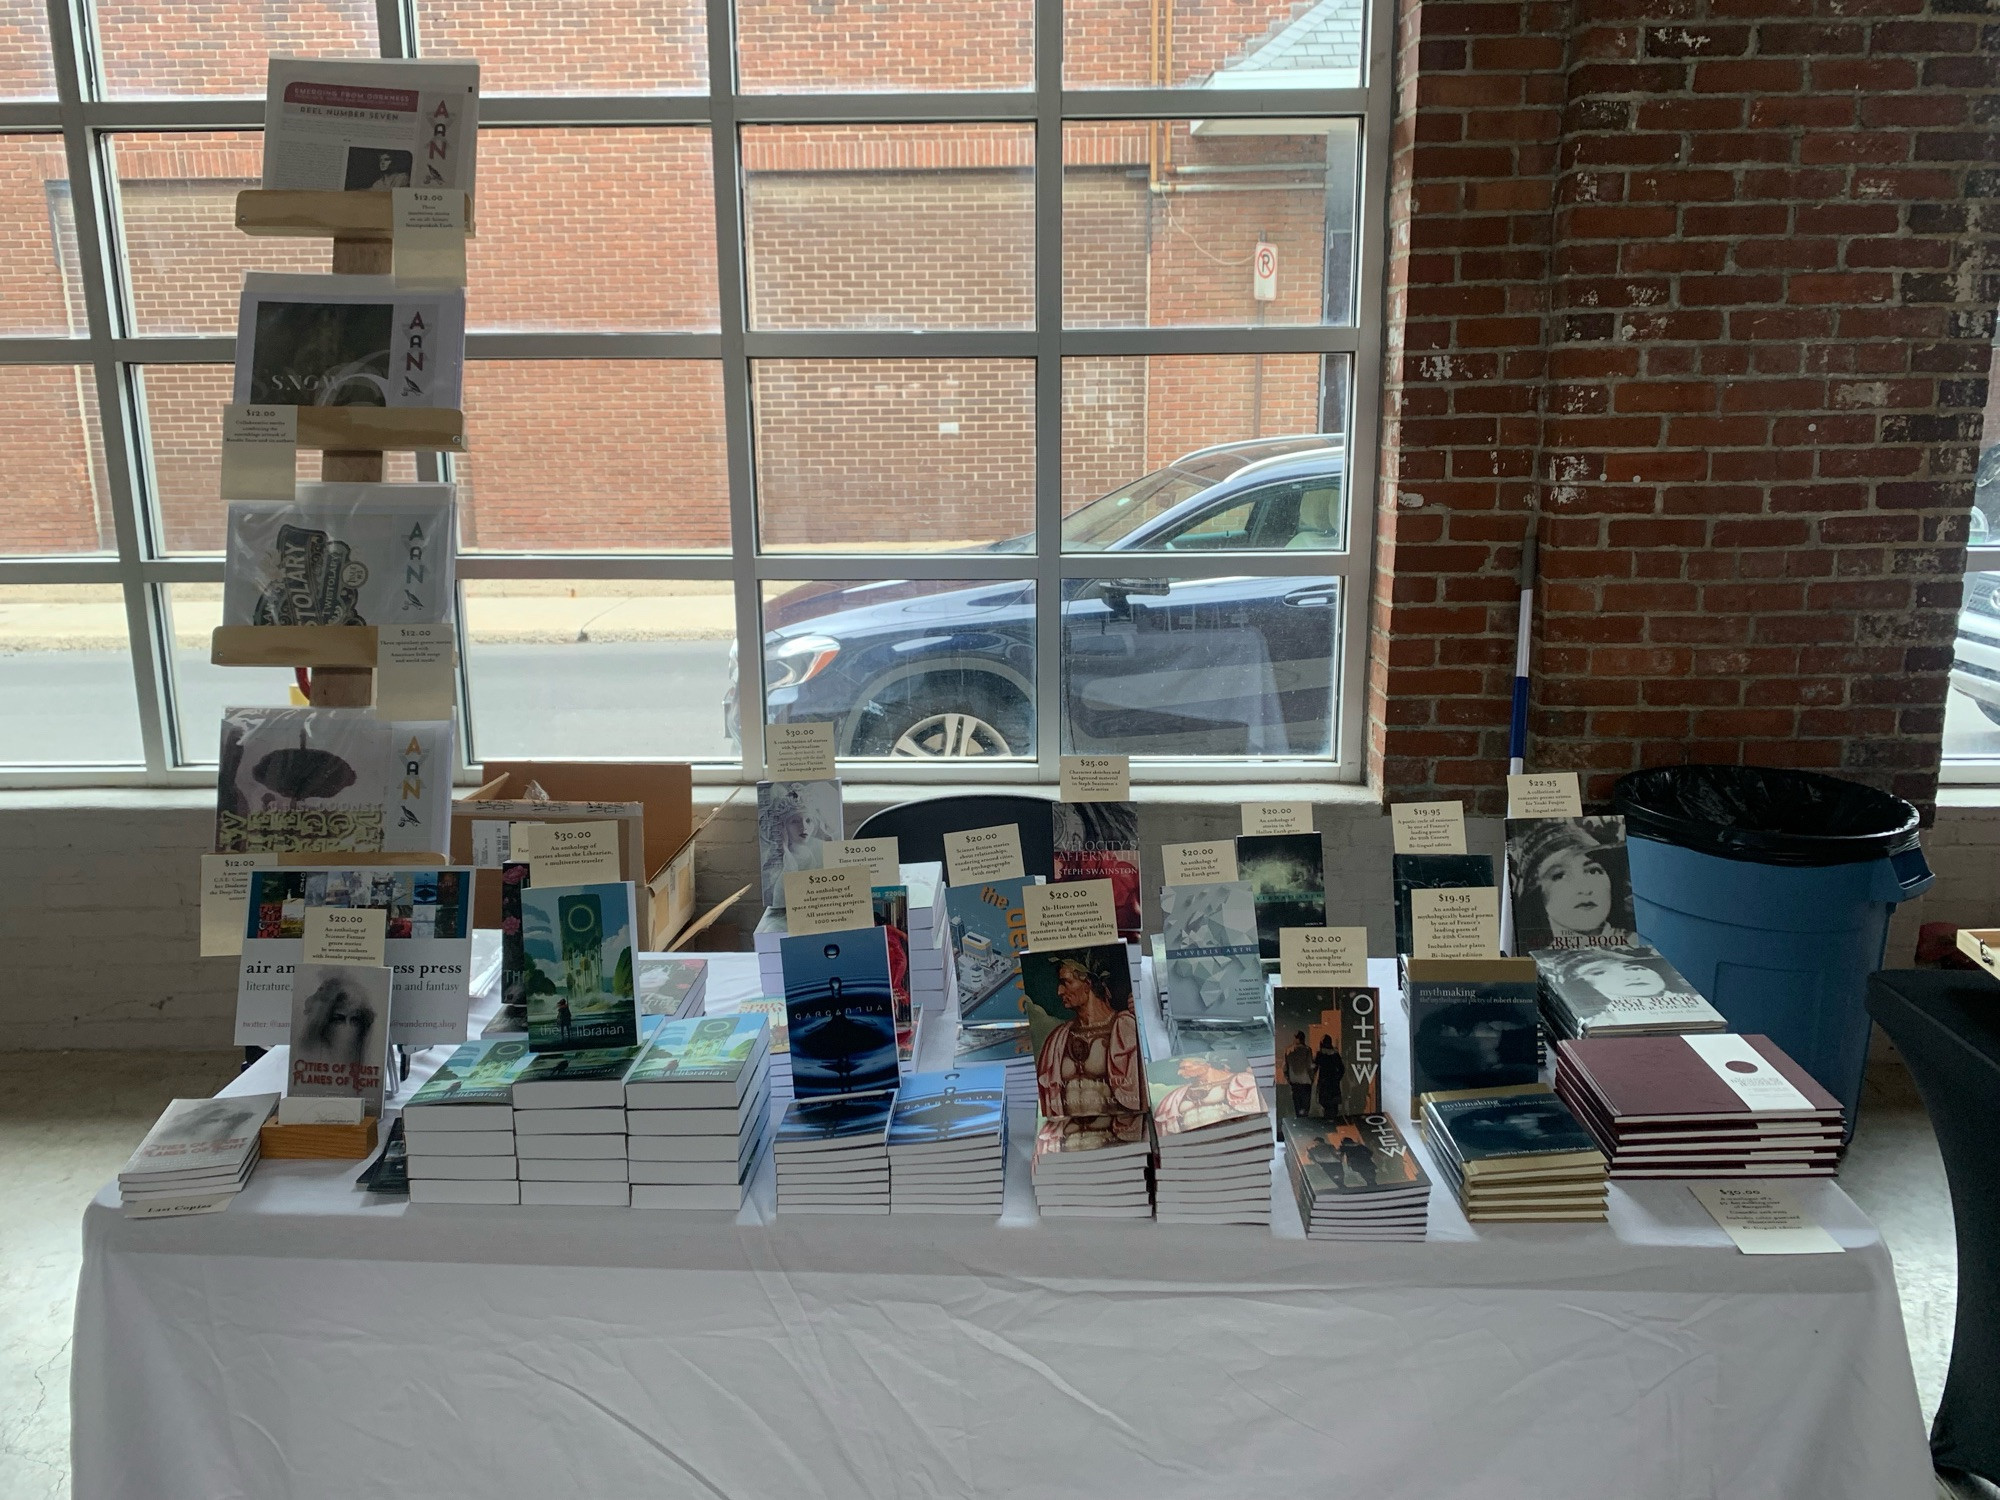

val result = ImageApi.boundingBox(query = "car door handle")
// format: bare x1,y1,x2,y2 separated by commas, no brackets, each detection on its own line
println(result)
1281,585,1337,608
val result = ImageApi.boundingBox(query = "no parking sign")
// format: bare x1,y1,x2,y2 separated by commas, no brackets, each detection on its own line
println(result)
1252,241,1277,301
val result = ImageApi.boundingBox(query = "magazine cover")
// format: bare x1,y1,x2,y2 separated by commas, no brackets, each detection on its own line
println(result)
1504,815,1635,952
223,485,456,627
520,880,640,1052
1532,943,1724,1036
1020,943,1144,1119
235,864,473,1046
1283,1114,1428,1195
1146,1049,1265,1137
1236,832,1327,961
1273,985,1382,1121
1391,852,1496,955
215,707,452,857
780,925,899,1100
1051,801,1142,937
757,778,842,908
1159,880,1266,1022
946,875,1034,1025
262,57,480,192
286,961,392,1115
888,1066,1007,1146
404,1036,532,1109
234,273,466,410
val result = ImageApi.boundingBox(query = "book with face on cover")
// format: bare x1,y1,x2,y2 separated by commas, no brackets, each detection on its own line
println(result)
223,485,456,627
216,707,452,858
1533,943,1725,1038
1051,801,1141,938
1020,943,1145,1121
1272,985,1382,1121
1159,880,1266,1022
947,875,1034,1026
1147,1050,1267,1140
234,274,465,410
286,962,392,1115
757,778,843,908
1392,853,1497,956
780,926,899,1101
519,881,640,1052
1504,815,1636,953
1235,833,1327,962
262,57,480,192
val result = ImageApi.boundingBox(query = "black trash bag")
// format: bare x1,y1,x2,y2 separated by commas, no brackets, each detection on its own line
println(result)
1612,765,1921,868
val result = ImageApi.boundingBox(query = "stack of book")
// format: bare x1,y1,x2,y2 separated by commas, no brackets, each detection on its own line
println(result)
636,953,708,1019
740,998,792,1106
1532,944,1724,1041
1165,1017,1275,1095
1554,1033,1844,1178
511,1020,662,1208
1148,1053,1273,1226
902,862,954,1018
952,1022,1038,1107
625,1015,774,1210
118,1094,278,1218
774,1092,896,1214
887,1065,1007,1215
1030,1115,1154,1219
1422,1089,1609,1223
1280,1115,1431,1241
403,1037,529,1205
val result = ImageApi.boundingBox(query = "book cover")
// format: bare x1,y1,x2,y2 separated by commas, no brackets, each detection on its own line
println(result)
776,1090,895,1149
636,954,708,1018
1426,1091,1605,1172
120,1094,278,1182
216,707,451,857
357,1116,409,1194
1031,1111,1151,1163
404,1036,532,1109
1391,853,1497,955
1147,1050,1266,1137
223,485,456,627
888,1066,1007,1146
234,273,465,410
780,925,900,1100
519,880,640,1052
1556,1033,1840,1121
262,58,480,193
513,1018,660,1090
1533,944,1725,1036
947,875,1034,1026
953,1023,1034,1064
1159,880,1266,1022
1282,1114,1429,1196
1404,958,1542,1104
497,860,531,1032
1504,815,1636,952
1051,801,1142,937
628,1015,769,1086
1020,943,1145,1120
739,998,789,1054
757,778,842,908
286,961,392,1114
1272,985,1382,1121
1235,832,1327,961
874,883,913,1034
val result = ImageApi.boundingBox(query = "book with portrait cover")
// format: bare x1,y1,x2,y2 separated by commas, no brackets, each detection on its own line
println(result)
757,778,842,908
119,1094,279,1211
947,874,1034,1026
780,925,899,1101
1391,853,1496,956
215,707,452,858
223,484,456,627
1146,1050,1266,1138
1504,815,1636,953
1020,942,1145,1120
1159,879,1265,1022
1402,957,1542,1113
519,880,639,1052
1235,832,1326,962
286,961,392,1115
402,1035,532,1119
1533,943,1725,1038
234,273,465,410
1051,801,1141,938
262,57,480,193
1272,985,1382,1121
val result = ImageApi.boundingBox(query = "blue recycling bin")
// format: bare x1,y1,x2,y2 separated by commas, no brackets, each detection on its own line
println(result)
1613,766,1934,1133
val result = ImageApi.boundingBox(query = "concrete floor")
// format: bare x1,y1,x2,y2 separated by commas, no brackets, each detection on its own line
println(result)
0,1041,1964,1499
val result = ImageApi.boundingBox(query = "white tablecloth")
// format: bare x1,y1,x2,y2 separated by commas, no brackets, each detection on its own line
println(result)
71,957,1933,1500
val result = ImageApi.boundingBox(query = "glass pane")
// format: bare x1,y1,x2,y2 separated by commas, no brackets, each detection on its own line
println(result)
752,360,1034,552
137,365,417,554
1065,0,1365,89
458,361,727,552
164,583,300,764
1,135,84,335
1063,119,1358,328
467,130,716,332
464,581,734,759
96,6,379,98
1945,313,2000,762
0,584,144,764
1061,575,1338,755
1,0,56,97
0,365,112,556
415,0,706,94
744,125,1033,333
1061,354,1346,552
111,133,330,337
756,579,1035,758
737,0,1031,93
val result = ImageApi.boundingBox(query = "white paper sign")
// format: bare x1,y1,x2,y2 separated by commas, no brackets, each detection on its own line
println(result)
301,905,387,966
1507,771,1584,819
512,820,624,885
782,865,876,936
1241,801,1314,836
1279,926,1369,987
200,853,275,957
1392,800,1467,855
830,837,900,888
943,823,1027,885
219,404,298,500
1692,1182,1843,1256
1681,1034,1817,1114
470,820,511,869
391,187,468,288
1059,756,1131,803
766,721,838,782
277,1096,366,1126
373,623,456,722
1411,887,1500,959
1023,879,1120,951
1161,840,1239,886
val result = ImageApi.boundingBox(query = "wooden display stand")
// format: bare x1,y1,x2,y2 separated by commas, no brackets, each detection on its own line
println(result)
259,1116,380,1161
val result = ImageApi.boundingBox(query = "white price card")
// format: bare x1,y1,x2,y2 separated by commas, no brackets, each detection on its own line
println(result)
470,820,512,869
277,1096,366,1126
391,187,468,288
1241,801,1314,836
1507,771,1584,820
512,820,624,885
782,865,876,936
1691,1182,1843,1256
199,853,275,957
218,404,298,500
1059,755,1130,803
1023,879,1119,951
829,838,900,888
1279,926,1369,987
765,720,838,782
1391,800,1467,855
1160,840,1238,886
373,623,456,722
1411,887,1500,959
301,905,387,966
943,823,1026,885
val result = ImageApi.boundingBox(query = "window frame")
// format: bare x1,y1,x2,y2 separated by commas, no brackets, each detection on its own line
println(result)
0,0,1392,787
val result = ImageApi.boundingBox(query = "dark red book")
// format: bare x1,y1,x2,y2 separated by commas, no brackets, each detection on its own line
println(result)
1555,1034,1840,1125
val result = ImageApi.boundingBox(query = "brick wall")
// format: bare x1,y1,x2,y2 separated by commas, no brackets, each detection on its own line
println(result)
1371,0,1999,818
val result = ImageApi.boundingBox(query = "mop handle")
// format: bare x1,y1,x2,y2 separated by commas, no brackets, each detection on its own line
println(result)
1507,529,1537,775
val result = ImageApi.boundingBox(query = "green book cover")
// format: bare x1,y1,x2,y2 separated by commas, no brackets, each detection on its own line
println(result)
405,1037,532,1108
628,1015,769,1085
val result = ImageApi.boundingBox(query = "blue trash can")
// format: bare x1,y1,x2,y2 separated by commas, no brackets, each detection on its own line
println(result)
1613,766,1935,1133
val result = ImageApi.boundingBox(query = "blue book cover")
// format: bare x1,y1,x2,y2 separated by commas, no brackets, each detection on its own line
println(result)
519,880,639,1052
888,1066,1007,1147
777,1090,896,1147
780,925,900,1100
946,875,1034,1025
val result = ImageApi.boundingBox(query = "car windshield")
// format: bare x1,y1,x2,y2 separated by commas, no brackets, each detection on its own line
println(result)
1060,469,1213,550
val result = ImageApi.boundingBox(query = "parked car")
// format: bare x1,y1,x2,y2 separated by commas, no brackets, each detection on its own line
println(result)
724,436,1347,758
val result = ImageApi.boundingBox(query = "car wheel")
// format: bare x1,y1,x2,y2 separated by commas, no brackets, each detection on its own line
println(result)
852,681,1030,758
1978,700,2000,728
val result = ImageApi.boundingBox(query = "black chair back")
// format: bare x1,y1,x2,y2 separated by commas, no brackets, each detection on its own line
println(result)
853,794,1057,878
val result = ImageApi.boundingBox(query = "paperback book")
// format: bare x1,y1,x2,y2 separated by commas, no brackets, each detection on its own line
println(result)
285,961,392,1115
1391,853,1496,956
1150,1047,1271,1227
757,778,842,908
626,1015,771,1106
234,273,465,410
1236,832,1327,962
1020,942,1145,1120
1051,801,1142,938
1403,958,1542,1112
222,485,456,627
1533,943,1725,1039
520,880,640,1052
1281,1114,1431,1241
1272,985,1382,1121
1030,1112,1154,1218
1422,1088,1608,1222
780,925,900,1101
888,1065,1007,1149
402,1035,532,1120
1503,815,1636,953
947,875,1034,1026
215,707,452,857
775,1090,895,1215
512,1016,662,1107
357,1117,409,1195
1147,1049,1266,1139
1159,880,1266,1023
636,954,709,1019
262,57,479,192
874,882,914,1048
119,1093,279,1217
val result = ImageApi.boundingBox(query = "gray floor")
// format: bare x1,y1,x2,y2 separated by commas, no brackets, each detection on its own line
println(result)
0,1041,1964,1500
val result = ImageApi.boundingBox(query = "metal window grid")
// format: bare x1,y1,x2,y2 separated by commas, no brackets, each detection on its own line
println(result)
0,0,1393,789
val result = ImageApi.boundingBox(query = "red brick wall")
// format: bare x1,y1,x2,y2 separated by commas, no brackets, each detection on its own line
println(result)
1371,0,1997,817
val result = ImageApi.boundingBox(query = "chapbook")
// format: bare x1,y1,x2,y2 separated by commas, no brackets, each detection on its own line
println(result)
216,708,452,857
285,962,392,1114
1051,801,1141,938
223,485,456,627
262,57,480,192
234,273,465,410
519,880,640,1052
